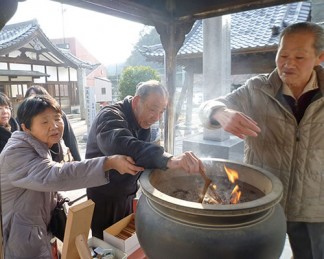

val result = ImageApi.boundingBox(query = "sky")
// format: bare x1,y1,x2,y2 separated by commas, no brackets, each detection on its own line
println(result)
8,0,148,65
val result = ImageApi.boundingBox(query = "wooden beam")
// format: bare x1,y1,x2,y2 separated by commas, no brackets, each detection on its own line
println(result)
50,0,302,25
0,56,61,67
0,0,19,30
232,52,276,74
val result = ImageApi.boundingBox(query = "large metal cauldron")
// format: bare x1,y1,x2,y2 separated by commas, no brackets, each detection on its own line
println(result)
136,158,286,259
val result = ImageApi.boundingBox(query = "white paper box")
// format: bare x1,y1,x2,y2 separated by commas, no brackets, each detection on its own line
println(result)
103,214,140,255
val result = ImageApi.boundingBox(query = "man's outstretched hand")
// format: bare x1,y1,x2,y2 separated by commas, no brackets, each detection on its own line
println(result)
167,151,205,174
212,108,261,139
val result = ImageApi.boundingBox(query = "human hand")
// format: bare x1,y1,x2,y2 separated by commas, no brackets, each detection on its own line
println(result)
167,151,205,174
104,155,144,175
212,108,261,139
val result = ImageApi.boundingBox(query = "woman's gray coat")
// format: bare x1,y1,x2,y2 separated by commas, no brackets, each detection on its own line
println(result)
0,131,109,259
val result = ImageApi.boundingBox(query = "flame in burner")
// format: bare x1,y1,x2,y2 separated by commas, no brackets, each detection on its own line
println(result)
224,165,241,204
224,165,239,183
230,185,241,204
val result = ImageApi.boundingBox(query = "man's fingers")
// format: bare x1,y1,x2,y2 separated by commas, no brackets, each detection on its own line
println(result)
182,152,200,174
241,113,259,126
225,113,260,138
125,164,143,175
125,156,136,164
239,116,261,134
116,156,143,175
220,109,261,138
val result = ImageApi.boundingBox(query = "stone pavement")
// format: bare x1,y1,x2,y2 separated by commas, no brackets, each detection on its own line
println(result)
63,114,292,258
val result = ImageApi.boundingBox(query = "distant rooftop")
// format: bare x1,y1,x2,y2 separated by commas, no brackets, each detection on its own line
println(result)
140,1,311,59
0,19,96,69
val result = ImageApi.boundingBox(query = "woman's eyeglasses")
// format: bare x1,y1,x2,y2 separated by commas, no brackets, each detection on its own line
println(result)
0,106,13,113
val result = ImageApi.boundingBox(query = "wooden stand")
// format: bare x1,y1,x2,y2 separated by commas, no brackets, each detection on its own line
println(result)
61,199,95,259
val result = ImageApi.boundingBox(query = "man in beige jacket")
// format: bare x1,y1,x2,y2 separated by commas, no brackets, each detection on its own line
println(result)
200,22,324,259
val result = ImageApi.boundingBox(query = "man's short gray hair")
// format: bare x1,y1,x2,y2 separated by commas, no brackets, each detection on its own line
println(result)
279,22,324,55
135,80,169,101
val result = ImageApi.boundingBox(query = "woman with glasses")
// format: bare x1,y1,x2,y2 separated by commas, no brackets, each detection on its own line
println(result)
0,93,19,153
24,86,81,161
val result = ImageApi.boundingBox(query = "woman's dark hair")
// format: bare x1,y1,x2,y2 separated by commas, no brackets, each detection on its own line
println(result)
17,95,62,130
0,92,12,107
24,85,50,98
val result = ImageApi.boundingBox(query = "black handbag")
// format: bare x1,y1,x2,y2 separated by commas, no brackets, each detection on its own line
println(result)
48,197,70,242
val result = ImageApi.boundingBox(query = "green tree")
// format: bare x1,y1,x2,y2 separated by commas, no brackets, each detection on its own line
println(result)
118,66,161,100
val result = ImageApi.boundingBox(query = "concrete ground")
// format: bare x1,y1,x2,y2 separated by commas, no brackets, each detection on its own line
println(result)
64,114,293,259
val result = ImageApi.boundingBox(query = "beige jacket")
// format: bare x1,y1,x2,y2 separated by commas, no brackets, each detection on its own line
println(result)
200,66,324,222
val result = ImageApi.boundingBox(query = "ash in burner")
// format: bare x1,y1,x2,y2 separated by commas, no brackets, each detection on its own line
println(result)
171,190,191,200
156,176,264,204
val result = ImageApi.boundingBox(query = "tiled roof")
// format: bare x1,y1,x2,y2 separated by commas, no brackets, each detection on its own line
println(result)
0,19,95,69
0,20,38,49
60,48,99,72
141,1,311,58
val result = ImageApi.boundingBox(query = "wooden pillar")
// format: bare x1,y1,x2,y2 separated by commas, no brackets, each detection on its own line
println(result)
0,0,18,30
0,1,19,255
175,73,188,122
155,21,194,153
163,23,177,153
184,66,194,127
0,204,3,259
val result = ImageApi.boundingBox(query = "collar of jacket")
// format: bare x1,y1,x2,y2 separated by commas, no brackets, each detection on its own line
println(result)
315,65,324,95
256,65,324,98
246,68,282,99
124,96,141,130
10,131,64,159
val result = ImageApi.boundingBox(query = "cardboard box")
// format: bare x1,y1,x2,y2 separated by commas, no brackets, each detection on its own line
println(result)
88,237,127,259
103,214,140,255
